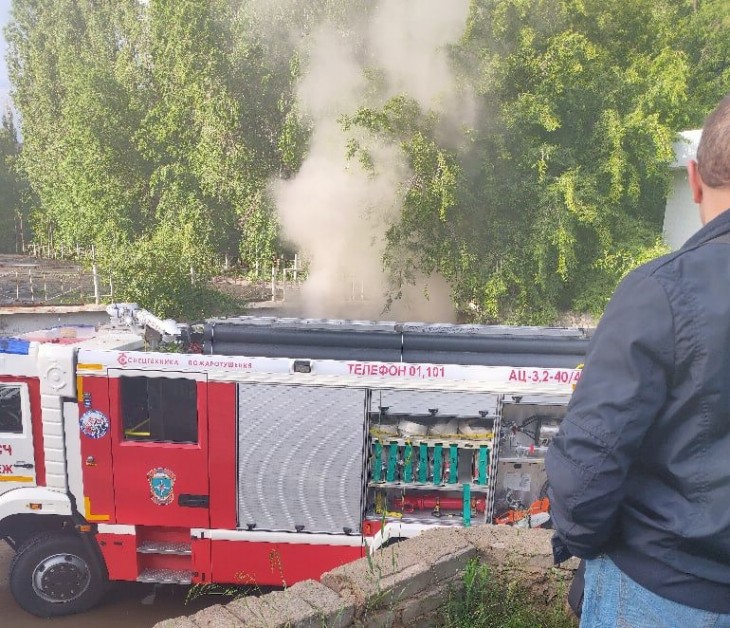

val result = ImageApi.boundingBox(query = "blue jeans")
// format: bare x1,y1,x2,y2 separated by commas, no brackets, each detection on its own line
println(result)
581,555,730,628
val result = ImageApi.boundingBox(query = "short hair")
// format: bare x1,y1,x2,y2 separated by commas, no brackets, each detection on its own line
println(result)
697,93,730,189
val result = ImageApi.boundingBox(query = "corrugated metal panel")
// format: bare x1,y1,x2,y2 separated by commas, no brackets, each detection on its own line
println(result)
237,383,366,534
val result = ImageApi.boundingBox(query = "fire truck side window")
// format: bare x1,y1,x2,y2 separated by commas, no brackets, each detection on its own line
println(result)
0,385,23,434
121,377,198,443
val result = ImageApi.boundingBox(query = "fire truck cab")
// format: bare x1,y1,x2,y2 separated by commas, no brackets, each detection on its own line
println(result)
0,305,589,617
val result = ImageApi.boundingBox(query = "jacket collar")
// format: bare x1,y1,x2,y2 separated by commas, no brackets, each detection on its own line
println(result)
682,207,730,249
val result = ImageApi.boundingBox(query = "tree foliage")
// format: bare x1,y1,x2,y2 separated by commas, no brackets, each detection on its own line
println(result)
4,0,301,317
0,109,27,253
345,0,720,322
2,0,729,321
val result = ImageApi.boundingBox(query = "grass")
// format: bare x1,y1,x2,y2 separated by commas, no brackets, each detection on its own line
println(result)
439,559,576,628
183,542,576,627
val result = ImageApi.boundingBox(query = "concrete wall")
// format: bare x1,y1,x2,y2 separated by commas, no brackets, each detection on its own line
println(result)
663,130,702,251
154,526,579,628
664,169,702,250
0,305,109,335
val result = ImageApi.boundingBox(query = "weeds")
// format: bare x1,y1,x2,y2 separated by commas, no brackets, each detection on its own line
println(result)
185,549,286,605
440,559,575,628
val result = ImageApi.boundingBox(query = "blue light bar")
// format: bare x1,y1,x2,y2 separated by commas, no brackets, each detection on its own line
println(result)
0,337,30,355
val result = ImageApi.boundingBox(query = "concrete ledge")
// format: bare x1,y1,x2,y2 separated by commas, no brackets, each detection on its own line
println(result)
155,526,578,628
321,527,476,611
0,304,109,335
286,580,356,628
189,604,242,628
154,618,199,628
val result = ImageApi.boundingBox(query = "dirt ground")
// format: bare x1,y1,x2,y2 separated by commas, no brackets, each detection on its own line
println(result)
0,542,221,627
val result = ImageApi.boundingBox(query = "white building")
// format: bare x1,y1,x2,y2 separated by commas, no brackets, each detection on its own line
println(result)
663,129,702,250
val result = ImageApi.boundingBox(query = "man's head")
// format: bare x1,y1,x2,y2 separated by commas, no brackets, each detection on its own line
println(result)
688,93,730,224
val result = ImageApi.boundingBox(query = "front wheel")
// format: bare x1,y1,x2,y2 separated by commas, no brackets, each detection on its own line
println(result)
9,532,106,617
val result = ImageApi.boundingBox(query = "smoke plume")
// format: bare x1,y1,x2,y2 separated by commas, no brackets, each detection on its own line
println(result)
270,0,472,322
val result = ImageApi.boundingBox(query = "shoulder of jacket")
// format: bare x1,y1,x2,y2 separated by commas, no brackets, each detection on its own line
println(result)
628,240,715,281
623,252,679,283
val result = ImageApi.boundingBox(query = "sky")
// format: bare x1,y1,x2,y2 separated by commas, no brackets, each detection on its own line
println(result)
0,0,10,109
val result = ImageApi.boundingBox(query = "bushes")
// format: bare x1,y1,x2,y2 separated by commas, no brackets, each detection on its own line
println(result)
440,559,575,628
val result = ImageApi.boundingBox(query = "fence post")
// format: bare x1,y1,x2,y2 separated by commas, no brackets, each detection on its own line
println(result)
28,269,34,303
270,264,276,302
15,271,19,301
92,245,100,304
15,210,25,254
92,265,100,304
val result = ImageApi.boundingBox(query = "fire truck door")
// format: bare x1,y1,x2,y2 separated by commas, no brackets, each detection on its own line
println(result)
0,383,36,493
108,370,209,527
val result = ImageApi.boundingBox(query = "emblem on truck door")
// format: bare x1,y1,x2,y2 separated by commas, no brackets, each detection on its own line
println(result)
147,467,176,505
79,409,110,439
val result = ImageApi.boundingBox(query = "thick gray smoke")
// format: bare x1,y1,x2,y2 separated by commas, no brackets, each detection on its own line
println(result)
269,0,471,321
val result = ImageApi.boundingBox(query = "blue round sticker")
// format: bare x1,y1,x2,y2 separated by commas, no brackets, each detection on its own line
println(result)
147,468,176,506
79,409,110,439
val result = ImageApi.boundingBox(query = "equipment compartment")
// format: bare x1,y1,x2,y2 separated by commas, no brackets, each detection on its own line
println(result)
492,400,567,527
365,389,497,526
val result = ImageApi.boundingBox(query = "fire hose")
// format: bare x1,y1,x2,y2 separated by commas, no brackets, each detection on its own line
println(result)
397,494,486,516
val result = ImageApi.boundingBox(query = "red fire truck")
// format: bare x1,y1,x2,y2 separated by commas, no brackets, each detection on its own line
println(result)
0,304,588,616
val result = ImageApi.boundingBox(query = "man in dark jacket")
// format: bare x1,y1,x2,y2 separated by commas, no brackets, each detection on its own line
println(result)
546,93,730,627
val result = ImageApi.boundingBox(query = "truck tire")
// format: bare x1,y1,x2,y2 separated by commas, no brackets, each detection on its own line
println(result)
9,532,107,617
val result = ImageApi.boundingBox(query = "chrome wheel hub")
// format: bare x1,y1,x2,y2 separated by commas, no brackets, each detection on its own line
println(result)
32,553,91,603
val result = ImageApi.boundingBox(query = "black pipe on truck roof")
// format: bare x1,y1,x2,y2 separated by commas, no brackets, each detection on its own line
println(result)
203,317,593,368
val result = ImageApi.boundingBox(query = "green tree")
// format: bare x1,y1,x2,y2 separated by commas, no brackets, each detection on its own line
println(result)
460,0,687,322
344,0,687,323
5,0,298,316
6,0,149,248
0,109,28,253
4,0,724,322
679,0,730,126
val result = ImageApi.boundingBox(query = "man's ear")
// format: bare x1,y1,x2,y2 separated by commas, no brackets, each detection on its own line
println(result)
688,159,703,204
